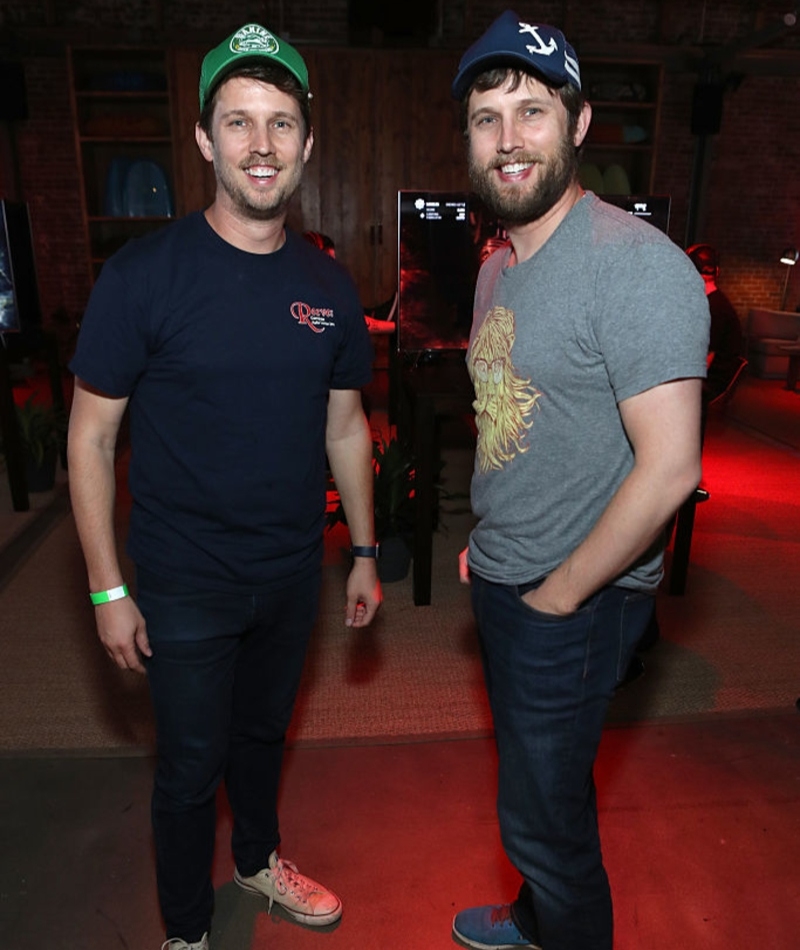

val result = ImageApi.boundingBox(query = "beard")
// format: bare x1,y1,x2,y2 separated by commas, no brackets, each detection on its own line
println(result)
215,153,304,222
468,134,579,226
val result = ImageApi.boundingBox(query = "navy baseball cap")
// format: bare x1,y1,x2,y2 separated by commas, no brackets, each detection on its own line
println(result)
452,10,581,100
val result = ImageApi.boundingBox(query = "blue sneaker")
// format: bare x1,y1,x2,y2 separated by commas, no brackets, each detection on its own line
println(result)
452,904,540,949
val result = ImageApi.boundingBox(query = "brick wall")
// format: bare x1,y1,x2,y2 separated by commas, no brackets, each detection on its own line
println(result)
1,0,799,343
13,56,90,323
705,73,800,314
652,70,698,246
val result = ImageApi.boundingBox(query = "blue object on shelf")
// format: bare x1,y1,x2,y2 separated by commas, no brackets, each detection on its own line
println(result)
103,157,131,217
103,158,174,218
94,70,167,92
124,160,174,217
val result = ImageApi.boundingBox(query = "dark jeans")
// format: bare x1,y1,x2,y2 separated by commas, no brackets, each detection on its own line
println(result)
137,567,321,942
471,574,654,950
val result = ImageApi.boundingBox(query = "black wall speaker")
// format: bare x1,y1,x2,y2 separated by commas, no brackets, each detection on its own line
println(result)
691,81,724,136
0,62,29,121
348,0,436,43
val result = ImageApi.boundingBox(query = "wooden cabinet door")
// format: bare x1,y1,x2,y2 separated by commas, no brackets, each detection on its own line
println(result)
298,47,469,308
296,48,378,303
169,48,215,216
372,49,470,305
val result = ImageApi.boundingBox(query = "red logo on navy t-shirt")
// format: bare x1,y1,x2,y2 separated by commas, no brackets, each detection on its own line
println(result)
291,302,335,333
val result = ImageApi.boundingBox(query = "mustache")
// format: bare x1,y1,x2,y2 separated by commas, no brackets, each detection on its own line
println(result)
487,153,544,170
241,154,284,170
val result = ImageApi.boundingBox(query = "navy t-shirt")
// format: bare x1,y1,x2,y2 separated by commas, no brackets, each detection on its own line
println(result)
70,213,373,591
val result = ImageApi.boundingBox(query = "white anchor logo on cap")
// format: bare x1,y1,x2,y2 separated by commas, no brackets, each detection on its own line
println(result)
518,22,557,57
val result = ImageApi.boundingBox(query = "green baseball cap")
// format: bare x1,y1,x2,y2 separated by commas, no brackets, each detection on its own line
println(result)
199,23,309,110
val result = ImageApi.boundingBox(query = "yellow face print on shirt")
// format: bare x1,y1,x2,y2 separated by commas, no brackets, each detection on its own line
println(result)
469,305,541,473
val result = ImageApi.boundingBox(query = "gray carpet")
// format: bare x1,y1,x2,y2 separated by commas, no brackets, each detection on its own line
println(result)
0,412,798,753
0,447,490,752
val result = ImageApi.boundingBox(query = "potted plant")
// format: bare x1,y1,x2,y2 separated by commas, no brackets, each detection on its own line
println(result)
326,432,416,582
15,394,67,492
326,430,469,582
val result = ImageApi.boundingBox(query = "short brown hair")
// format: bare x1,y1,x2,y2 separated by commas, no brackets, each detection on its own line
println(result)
199,62,311,141
460,67,585,146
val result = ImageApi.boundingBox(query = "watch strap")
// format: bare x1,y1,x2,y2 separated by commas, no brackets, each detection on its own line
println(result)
351,544,380,559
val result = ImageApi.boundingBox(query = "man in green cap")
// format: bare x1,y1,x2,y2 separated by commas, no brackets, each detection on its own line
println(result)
68,22,382,950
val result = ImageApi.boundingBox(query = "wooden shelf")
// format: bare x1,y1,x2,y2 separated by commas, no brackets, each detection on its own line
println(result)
581,58,663,195
69,46,177,282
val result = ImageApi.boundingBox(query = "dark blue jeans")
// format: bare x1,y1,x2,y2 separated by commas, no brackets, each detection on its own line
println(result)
471,575,654,950
137,567,321,942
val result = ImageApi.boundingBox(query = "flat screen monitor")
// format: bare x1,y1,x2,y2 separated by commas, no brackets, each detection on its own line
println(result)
0,200,42,334
601,194,671,235
397,190,506,356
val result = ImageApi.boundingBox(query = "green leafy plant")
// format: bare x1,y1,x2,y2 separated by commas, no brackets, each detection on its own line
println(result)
371,434,417,542
15,395,67,467
326,431,469,545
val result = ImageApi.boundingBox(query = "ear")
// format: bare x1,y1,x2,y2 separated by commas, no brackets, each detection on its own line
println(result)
195,122,214,163
573,101,592,149
302,126,314,165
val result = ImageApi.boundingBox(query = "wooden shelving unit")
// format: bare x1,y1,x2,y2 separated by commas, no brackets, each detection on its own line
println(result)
581,59,663,195
68,47,177,282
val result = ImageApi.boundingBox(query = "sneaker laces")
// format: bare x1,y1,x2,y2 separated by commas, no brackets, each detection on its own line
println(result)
486,906,541,948
267,855,317,911
490,904,514,926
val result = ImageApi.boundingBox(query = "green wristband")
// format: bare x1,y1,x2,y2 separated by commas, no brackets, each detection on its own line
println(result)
90,584,129,606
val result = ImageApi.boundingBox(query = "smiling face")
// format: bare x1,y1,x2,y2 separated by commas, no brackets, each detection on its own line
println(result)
195,75,313,222
466,73,589,227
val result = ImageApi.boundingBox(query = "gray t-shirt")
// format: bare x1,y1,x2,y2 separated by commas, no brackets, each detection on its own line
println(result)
466,193,710,592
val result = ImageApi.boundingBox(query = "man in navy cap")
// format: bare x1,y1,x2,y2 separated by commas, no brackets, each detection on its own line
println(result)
68,22,381,950
451,11,709,950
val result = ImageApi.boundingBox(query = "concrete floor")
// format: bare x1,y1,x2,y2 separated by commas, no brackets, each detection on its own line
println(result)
2,710,799,949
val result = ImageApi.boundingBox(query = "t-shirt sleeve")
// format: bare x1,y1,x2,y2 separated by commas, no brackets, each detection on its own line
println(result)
329,270,374,391
69,255,152,397
593,241,711,404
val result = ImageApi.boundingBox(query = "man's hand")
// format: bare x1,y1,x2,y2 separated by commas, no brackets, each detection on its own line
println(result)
345,559,382,627
520,582,577,617
94,597,152,673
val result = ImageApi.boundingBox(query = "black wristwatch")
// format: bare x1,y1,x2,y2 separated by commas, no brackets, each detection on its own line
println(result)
351,544,381,559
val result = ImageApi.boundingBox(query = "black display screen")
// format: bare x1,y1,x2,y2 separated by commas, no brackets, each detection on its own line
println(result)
601,194,671,234
0,201,42,334
397,190,506,355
